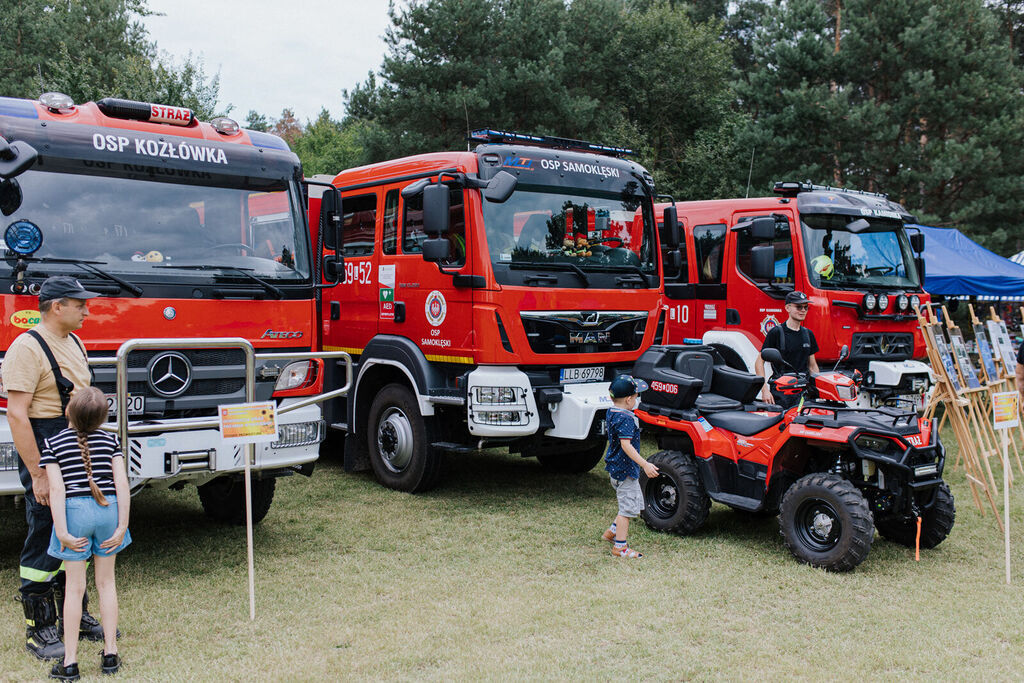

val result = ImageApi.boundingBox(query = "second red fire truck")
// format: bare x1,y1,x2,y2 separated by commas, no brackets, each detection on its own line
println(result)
313,130,671,491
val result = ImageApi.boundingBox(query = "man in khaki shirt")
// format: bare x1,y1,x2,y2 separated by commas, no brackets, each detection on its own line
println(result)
2,276,105,660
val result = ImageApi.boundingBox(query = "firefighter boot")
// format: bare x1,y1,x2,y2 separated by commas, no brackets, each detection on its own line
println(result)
22,590,65,660
55,585,108,642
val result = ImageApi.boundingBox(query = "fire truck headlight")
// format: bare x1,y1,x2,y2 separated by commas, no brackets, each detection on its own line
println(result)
0,442,18,471
863,293,877,311
910,295,921,310
271,420,324,448
274,361,312,391
474,386,518,405
877,293,890,311
897,294,910,311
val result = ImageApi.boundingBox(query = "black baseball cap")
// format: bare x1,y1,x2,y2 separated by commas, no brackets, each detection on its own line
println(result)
785,290,810,305
609,375,649,398
38,276,102,303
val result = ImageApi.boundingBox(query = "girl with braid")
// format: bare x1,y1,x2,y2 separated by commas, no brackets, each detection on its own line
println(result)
40,387,130,680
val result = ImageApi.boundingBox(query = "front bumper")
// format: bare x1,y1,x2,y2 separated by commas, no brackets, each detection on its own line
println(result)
0,399,323,496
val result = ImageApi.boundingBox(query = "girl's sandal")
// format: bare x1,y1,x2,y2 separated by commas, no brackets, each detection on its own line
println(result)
611,545,643,558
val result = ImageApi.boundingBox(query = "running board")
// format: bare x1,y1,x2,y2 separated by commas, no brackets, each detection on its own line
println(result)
710,492,765,512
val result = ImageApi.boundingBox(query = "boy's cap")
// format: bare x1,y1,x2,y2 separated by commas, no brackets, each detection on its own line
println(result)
785,290,810,305
609,375,649,398
38,276,102,303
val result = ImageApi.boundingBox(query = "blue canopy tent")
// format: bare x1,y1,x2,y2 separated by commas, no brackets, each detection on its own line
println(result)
911,225,1024,298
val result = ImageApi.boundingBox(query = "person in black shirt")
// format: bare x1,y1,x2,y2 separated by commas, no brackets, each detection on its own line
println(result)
755,290,820,408
1016,341,1023,403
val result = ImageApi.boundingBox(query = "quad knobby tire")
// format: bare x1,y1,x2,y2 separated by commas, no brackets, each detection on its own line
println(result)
875,482,955,549
640,450,711,535
198,476,276,526
779,473,874,571
367,383,442,492
536,440,605,473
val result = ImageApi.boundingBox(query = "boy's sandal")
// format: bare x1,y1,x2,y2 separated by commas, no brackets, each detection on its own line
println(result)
612,546,643,558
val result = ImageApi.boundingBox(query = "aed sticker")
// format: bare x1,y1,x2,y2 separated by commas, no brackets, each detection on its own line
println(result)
379,288,395,320
760,314,779,337
147,437,166,448
11,309,40,329
697,417,714,432
703,303,717,320
425,290,447,327
378,264,395,289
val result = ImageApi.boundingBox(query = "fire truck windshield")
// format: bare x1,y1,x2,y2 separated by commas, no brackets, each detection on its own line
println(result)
481,184,657,287
801,214,919,289
0,168,309,281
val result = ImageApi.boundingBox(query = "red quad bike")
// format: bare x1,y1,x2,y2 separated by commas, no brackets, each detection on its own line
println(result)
631,344,954,571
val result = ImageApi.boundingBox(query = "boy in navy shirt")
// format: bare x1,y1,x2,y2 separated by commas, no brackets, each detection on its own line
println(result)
601,376,659,558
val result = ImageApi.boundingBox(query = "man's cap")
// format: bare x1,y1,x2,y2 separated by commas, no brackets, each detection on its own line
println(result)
38,276,102,303
785,290,810,305
609,375,649,398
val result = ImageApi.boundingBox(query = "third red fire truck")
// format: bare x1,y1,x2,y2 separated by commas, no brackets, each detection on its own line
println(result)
657,181,932,409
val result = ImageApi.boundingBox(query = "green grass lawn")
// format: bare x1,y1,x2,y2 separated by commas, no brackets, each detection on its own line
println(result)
2,430,1023,680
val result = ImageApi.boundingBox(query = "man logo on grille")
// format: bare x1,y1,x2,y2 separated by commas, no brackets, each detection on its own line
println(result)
149,351,192,397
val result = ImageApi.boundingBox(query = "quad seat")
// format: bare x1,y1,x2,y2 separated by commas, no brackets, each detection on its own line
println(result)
633,344,767,416
704,410,784,436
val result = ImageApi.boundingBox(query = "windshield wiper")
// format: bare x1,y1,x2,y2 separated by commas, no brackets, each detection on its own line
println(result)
582,263,655,287
507,260,590,287
155,264,284,299
13,256,143,296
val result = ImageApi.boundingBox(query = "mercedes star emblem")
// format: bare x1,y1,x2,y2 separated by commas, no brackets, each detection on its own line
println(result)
148,351,192,397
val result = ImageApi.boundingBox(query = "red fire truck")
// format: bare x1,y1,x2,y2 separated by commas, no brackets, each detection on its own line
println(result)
657,181,931,408
0,92,347,523
313,130,669,491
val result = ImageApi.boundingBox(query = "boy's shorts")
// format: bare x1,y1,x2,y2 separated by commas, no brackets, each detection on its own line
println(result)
48,495,132,561
610,476,644,518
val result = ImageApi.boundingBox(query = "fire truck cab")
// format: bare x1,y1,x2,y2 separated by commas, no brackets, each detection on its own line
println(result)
0,93,348,524
315,130,668,491
657,182,932,408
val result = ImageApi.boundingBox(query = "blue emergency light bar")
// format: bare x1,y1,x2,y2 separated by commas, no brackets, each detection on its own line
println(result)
773,180,889,199
468,129,634,157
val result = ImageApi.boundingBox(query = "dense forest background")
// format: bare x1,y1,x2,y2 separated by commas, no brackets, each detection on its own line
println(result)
3,0,1023,255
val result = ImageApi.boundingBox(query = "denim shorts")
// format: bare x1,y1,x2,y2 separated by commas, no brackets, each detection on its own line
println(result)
48,495,132,561
610,476,644,518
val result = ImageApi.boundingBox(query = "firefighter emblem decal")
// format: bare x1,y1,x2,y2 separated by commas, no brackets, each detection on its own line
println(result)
760,314,779,337
425,290,447,327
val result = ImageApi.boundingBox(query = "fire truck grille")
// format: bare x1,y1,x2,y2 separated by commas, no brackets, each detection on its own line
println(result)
519,311,648,355
850,333,913,361
93,348,250,418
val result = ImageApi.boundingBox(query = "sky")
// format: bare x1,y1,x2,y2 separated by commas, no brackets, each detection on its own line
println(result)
142,0,394,125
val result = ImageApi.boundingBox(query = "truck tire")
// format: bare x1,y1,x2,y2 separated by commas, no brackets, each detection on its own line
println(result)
875,483,955,549
536,440,605,473
198,476,276,526
779,473,874,571
367,383,442,492
640,450,710,534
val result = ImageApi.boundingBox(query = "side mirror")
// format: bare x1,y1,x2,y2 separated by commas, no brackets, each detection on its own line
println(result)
761,347,785,367
482,170,517,203
909,232,925,252
662,206,680,248
670,250,682,270
750,216,776,241
319,188,343,253
0,178,23,216
915,256,926,283
0,139,38,179
422,237,450,263
750,244,775,280
423,183,450,236
322,255,341,283
839,344,850,361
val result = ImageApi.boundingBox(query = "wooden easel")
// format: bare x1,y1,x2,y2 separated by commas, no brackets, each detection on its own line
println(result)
971,304,1024,474
917,305,1001,526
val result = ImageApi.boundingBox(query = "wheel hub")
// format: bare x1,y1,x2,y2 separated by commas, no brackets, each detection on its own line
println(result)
377,407,414,473
811,512,834,538
648,476,679,518
796,499,842,551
